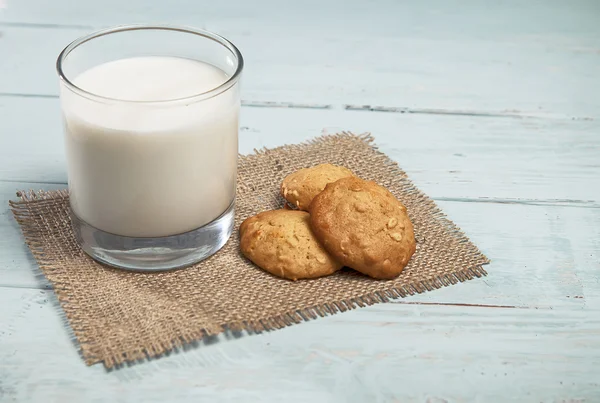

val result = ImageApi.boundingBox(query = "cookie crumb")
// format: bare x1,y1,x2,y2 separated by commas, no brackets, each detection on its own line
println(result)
355,203,368,212
389,233,403,242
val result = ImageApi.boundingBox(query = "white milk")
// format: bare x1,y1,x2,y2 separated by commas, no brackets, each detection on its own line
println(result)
61,57,239,237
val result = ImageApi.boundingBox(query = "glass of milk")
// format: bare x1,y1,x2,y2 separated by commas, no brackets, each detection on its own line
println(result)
56,25,243,271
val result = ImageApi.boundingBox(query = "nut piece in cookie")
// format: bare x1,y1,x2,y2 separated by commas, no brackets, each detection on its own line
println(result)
240,209,342,281
309,177,416,279
281,163,354,211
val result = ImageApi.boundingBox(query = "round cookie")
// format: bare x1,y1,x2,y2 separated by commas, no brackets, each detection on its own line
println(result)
281,164,354,211
309,177,416,279
239,209,342,281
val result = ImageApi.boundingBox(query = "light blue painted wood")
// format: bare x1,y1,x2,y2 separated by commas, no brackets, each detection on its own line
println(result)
1,0,600,117
1,287,599,403
1,98,599,202
0,0,599,401
2,180,600,309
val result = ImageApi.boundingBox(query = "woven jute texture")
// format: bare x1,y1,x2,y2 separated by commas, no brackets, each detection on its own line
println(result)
10,133,489,368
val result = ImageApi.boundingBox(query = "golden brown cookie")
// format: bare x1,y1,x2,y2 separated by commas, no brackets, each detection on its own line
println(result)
281,164,354,211
309,177,416,279
239,209,342,281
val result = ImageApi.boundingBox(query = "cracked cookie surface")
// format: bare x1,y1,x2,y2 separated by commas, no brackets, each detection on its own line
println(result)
240,209,342,280
281,164,354,211
309,177,416,279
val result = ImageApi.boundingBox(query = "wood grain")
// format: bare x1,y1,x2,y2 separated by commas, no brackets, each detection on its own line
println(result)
1,97,599,202
0,287,598,403
3,180,599,313
0,0,599,400
1,0,600,117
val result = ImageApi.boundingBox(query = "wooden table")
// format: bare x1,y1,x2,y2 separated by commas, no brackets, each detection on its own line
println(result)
1,1,599,401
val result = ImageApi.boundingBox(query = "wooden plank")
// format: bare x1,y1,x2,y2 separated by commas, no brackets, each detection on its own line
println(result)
3,180,599,312
1,0,600,117
0,1,597,400
1,97,599,202
0,183,56,290
0,287,598,402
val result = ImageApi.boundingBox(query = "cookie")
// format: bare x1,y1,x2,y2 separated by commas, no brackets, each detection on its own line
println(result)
309,177,416,279
240,209,342,281
281,164,354,211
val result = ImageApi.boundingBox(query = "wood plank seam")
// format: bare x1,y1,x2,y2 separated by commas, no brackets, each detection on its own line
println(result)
3,184,596,209
0,21,94,29
344,104,595,121
1,93,595,120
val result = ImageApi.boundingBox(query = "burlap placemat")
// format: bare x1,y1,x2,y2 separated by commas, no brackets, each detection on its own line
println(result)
10,132,489,368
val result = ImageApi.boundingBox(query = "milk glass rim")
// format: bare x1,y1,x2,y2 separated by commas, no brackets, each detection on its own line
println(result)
56,24,244,105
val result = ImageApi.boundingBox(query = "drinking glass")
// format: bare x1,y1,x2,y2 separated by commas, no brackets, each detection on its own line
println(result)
56,25,243,271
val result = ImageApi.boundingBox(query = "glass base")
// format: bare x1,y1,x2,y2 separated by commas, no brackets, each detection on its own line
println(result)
71,203,234,271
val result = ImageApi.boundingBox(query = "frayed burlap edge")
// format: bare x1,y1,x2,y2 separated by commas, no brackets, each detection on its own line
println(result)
9,132,489,368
